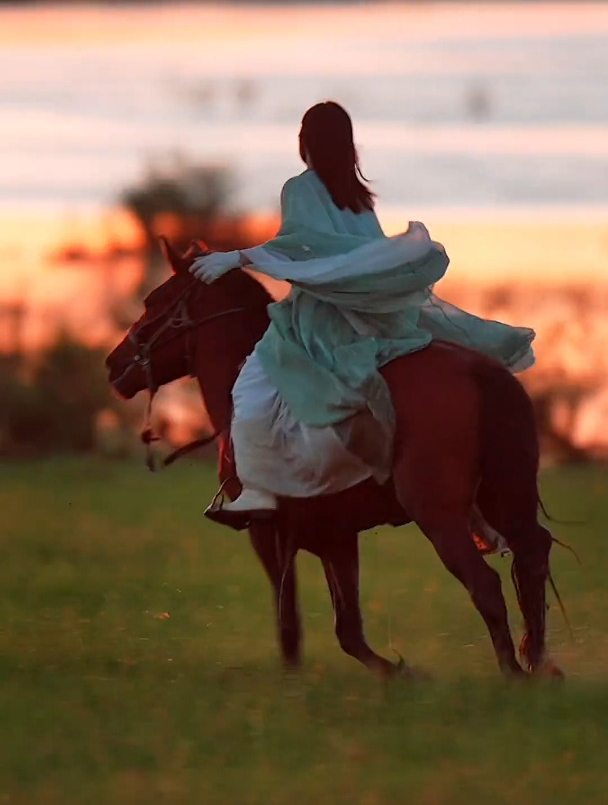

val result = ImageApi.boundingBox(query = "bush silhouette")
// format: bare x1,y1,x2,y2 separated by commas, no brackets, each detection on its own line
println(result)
0,334,114,454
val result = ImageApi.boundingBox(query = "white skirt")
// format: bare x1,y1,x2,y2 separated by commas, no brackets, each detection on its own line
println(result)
231,351,374,497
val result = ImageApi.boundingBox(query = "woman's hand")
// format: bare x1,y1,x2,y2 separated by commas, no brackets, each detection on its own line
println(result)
189,251,242,284
405,221,430,239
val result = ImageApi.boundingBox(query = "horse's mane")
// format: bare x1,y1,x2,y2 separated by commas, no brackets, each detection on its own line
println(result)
144,236,274,312
219,268,274,309
144,267,273,312
143,278,181,308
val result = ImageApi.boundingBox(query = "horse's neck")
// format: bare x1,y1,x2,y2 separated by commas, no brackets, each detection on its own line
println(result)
192,280,271,432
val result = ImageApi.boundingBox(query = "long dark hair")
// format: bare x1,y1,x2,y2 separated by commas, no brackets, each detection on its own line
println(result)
299,101,375,213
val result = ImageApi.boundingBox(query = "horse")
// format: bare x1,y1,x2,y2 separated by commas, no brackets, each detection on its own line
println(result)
105,239,563,679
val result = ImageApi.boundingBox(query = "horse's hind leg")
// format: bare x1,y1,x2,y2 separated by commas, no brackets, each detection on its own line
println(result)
474,357,560,676
420,512,523,676
394,450,523,677
477,484,556,674
320,531,401,678
512,523,555,674
248,521,301,668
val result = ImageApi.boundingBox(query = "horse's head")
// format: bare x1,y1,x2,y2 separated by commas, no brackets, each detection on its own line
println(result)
105,238,271,401
105,239,204,399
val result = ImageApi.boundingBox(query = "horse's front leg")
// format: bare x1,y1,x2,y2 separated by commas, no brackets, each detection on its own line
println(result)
320,531,401,678
248,520,302,668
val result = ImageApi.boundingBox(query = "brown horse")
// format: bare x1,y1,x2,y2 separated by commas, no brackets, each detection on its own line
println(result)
106,240,562,679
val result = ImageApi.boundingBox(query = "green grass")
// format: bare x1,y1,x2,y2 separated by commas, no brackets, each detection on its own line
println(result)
1,456,607,804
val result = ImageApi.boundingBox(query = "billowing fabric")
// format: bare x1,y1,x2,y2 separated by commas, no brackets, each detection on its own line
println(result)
235,168,535,495
232,352,374,496
232,170,534,497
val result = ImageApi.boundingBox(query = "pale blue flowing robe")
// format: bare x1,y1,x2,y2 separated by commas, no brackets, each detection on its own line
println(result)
235,169,535,495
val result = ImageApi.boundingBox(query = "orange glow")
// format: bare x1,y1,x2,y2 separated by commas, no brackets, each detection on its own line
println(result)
1,208,604,349
2,3,608,47
2,1,608,454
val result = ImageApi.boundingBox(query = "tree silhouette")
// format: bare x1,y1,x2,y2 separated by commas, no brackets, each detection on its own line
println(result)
121,159,236,299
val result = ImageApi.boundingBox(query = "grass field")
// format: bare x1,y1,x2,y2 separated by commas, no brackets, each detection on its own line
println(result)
1,457,607,805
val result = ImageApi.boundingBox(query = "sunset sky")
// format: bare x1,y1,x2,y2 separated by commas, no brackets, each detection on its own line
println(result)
1,1,607,346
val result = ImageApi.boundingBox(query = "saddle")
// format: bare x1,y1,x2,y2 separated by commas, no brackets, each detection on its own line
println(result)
215,428,508,555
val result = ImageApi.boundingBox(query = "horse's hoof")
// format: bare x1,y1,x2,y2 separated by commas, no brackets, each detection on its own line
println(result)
504,665,530,681
535,659,566,680
395,662,432,682
388,649,431,681
281,656,302,672
407,665,432,682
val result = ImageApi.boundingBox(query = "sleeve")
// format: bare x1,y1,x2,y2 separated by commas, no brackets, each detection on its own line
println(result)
241,225,448,295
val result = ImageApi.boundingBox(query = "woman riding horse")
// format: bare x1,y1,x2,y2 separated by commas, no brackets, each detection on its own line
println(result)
189,101,535,529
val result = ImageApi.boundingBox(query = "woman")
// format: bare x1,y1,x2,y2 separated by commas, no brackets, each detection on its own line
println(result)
190,101,535,526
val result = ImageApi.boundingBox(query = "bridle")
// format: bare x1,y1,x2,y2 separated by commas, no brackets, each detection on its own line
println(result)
121,278,251,471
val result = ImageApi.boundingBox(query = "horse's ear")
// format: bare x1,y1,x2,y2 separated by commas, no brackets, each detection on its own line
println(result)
158,235,189,275
187,239,211,259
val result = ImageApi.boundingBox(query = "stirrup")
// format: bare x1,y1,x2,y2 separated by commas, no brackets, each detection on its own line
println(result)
204,503,276,531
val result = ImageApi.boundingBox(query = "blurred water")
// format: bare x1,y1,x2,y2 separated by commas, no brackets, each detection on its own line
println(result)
1,2,608,217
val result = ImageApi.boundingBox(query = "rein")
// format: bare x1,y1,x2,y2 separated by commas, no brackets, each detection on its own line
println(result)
127,281,250,471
